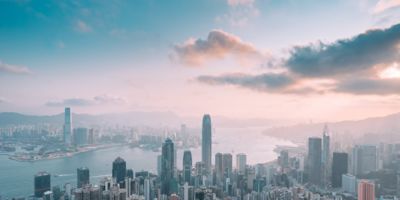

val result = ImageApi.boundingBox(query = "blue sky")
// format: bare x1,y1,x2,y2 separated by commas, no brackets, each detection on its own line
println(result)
1,0,400,121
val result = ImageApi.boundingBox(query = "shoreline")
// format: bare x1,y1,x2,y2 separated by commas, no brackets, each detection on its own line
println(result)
8,143,125,162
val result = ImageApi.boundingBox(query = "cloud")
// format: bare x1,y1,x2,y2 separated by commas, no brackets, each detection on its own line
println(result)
197,73,318,94
285,23,400,78
196,23,400,95
0,97,7,103
46,95,126,107
335,78,400,95
172,30,265,66
75,19,92,33
227,0,254,6
373,0,400,13
216,0,259,27
0,61,31,74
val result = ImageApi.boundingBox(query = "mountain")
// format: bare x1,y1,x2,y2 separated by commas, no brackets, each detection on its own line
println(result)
0,111,292,129
263,112,400,144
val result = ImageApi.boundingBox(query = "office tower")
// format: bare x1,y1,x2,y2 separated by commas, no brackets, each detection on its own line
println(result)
161,138,175,195
112,157,127,188
63,107,72,146
352,145,378,176
144,178,151,200
342,174,357,195
34,171,51,197
215,153,223,186
236,153,247,174
127,169,134,179
183,150,192,184
307,137,322,185
279,150,289,168
77,167,90,188
202,114,212,174
73,128,88,146
322,125,330,186
157,155,162,176
331,152,348,188
358,180,375,200
222,153,233,178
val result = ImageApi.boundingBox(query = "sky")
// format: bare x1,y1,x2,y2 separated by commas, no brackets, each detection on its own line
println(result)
1,0,400,122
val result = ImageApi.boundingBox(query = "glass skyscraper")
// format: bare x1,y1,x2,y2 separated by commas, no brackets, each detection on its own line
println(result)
202,114,212,174
112,157,127,188
63,107,72,146
161,138,175,195
34,172,51,198
77,167,90,188
183,150,192,185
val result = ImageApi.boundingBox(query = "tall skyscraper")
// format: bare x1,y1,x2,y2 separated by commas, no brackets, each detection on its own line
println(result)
322,125,330,186
161,138,175,195
63,107,72,146
222,153,233,178
236,153,247,174
358,180,375,200
34,171,51,198
77,167,90,188
183,150,192,184
202,114,212,174
144,178,151,200
352,145,378,176
331,152,348,188
215,153,223,185
307,137,322,185
112,157,127,188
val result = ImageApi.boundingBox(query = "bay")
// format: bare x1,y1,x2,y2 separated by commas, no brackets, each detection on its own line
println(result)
0,127,294,198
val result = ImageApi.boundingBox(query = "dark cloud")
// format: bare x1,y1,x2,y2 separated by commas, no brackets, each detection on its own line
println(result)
335,78,400,95
197,73,318,94
285,23,400,77
172,30,264,66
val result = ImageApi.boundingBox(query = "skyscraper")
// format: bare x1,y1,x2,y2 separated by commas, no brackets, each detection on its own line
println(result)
202,114,212,174
183,150,192,184
236,153,247,174
352,145,378,176
215,153,223,186
161,138,175,195
63,107,72,146
322,125,330,186
222,153,233,179
307,137,322,185
358,180,375,200
73,128,88,146
112,157,127,188
34,171,51,198
331,152,348,188
77,167,90,188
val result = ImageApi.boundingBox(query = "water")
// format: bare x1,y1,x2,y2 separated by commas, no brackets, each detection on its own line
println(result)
0,127,294,198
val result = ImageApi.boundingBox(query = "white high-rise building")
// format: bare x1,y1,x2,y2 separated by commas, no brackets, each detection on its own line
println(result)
342,174,357,195
63,107,72,146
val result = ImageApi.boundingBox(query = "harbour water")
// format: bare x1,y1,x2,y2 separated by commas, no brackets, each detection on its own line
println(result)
0,127,295,198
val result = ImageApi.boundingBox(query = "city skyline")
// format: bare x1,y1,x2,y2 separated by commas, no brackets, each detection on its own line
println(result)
1,1,400,121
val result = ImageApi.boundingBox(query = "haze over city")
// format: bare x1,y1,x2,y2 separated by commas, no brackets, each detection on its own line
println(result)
1,1,400,200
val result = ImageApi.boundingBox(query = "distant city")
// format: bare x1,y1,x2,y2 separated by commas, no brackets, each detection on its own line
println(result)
0,108,399,200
